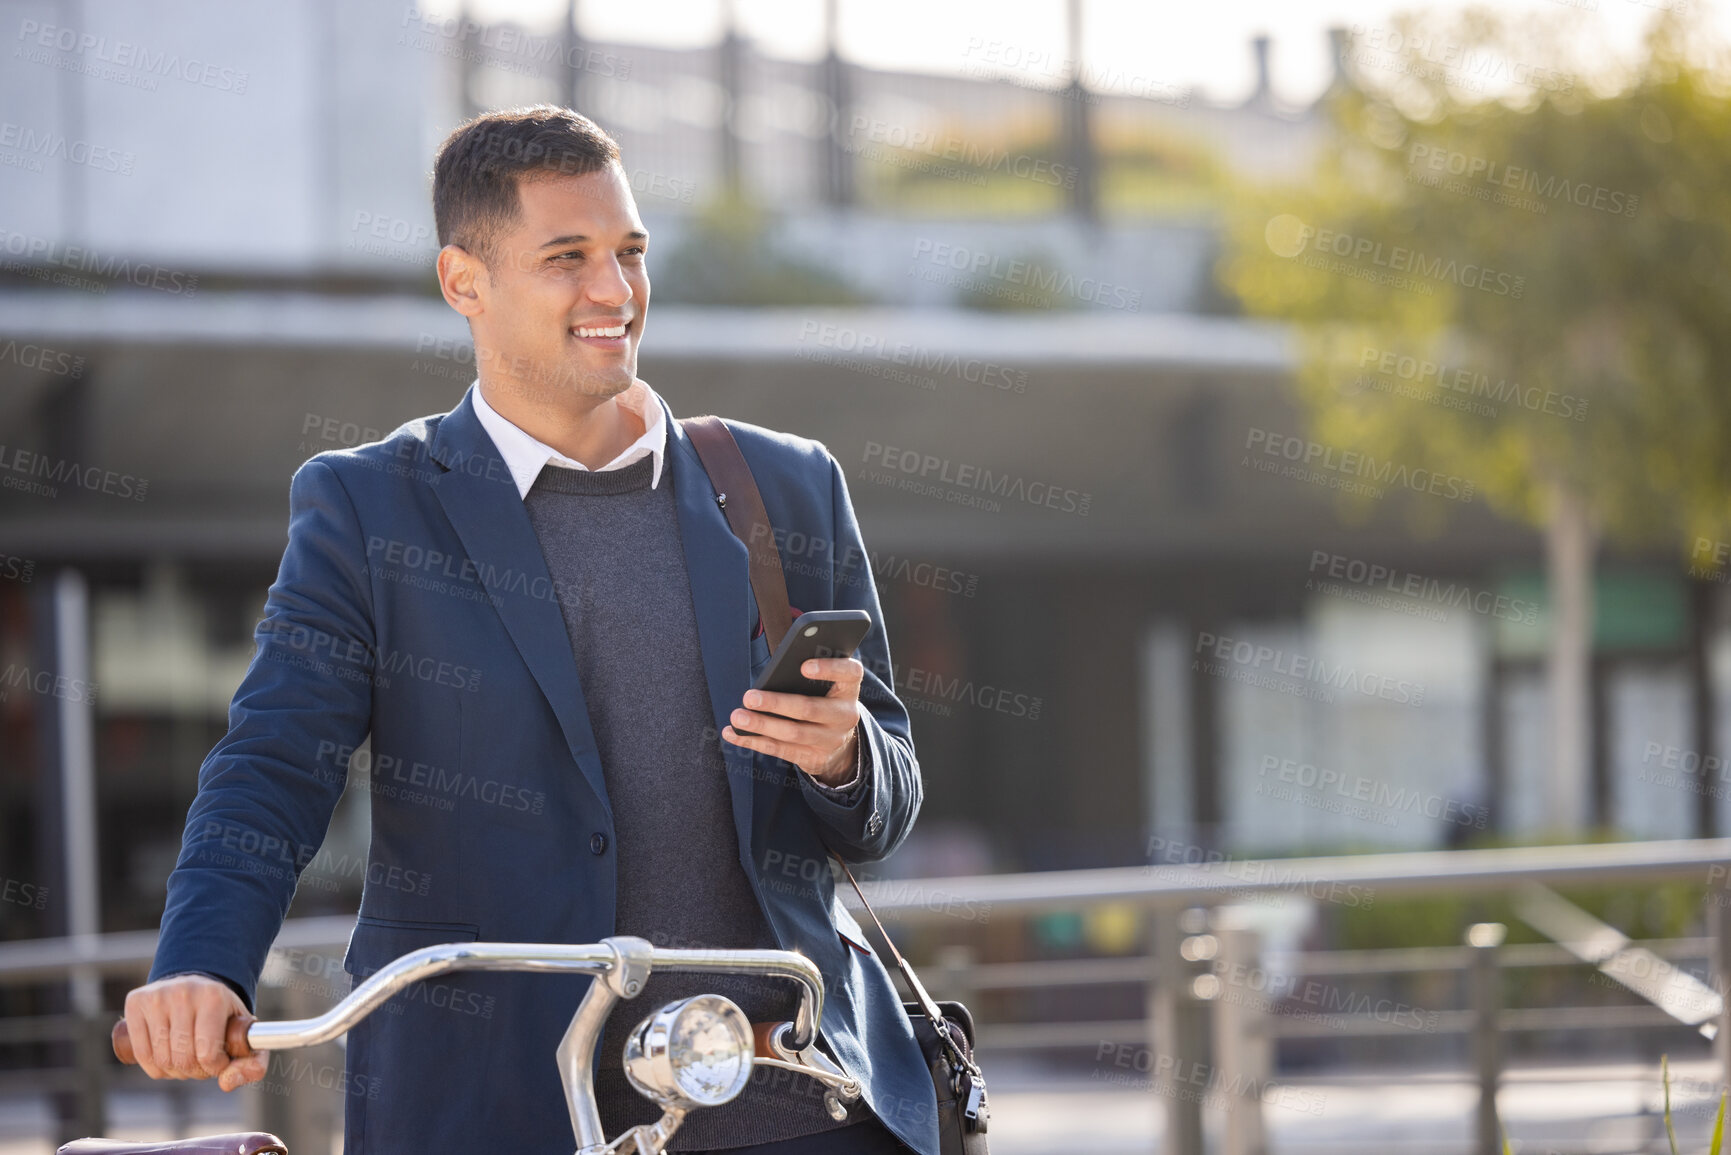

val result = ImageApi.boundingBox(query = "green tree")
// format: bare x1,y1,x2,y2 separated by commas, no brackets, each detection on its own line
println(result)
1216,8,1731,834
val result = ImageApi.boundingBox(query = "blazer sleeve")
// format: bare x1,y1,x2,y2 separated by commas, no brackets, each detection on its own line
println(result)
796,451,923,863
147,458,376,1007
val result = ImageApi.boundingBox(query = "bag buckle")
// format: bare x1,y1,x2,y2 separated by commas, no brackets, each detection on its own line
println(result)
962,1078,988,1131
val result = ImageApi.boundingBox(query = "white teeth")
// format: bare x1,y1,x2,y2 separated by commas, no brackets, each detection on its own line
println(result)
574,324,627,338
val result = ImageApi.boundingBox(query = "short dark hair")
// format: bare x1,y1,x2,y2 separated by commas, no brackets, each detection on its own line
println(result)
432,105,622,266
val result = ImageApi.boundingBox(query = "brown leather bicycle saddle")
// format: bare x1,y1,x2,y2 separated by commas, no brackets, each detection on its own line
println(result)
58,1133,287,1155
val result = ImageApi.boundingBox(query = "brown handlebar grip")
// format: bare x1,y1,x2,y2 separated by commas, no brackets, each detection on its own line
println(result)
227,1012,257,1058
111,1012,257,1066
111,1018,136,1065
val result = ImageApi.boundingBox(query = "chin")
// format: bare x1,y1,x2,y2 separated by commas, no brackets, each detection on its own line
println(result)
570,365,635,399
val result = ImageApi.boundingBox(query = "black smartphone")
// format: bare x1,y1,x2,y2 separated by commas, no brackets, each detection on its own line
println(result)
735,609,873,736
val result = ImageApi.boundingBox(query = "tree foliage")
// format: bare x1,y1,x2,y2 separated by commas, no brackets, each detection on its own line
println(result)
1216,8,1731,554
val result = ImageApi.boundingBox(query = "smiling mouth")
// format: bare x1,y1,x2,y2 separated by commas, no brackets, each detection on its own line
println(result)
571,319,631,340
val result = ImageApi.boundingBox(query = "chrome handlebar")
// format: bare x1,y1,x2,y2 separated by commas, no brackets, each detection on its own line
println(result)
243,937,825,1053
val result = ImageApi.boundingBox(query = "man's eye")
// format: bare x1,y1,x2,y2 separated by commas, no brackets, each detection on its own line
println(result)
553,251,582,261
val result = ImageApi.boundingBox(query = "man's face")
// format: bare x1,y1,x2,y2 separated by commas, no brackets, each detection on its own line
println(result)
466,163,649,403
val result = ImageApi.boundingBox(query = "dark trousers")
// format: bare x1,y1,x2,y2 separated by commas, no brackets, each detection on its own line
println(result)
707,1115,912,1154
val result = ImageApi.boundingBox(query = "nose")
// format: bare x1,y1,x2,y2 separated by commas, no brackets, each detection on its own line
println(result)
586,254,634,310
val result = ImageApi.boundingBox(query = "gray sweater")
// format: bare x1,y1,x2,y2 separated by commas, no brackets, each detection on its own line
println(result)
521,452,865,1149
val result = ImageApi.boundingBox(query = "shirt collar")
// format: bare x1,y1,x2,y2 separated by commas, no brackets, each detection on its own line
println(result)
470,378,667,499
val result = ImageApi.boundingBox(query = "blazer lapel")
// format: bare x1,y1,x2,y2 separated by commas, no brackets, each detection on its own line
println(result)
427,386,612,823
665,396,766,861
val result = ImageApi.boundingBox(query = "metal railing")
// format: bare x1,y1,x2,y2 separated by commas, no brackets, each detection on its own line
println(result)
3,839,1730,1154
859,837,1731,1155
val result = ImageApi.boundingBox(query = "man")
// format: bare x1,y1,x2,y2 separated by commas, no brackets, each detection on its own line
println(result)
124,106,936,1155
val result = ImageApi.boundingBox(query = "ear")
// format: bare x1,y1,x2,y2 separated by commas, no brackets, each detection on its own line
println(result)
437,244,486,318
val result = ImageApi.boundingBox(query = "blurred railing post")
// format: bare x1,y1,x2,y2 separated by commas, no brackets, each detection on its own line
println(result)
1211,910,1267,1155
1712,891,1731,1094
1153,903,1208,1155
70,1011,108,1141
1468,922,1507,1155
53,572,104,1144
165,1079,192,1140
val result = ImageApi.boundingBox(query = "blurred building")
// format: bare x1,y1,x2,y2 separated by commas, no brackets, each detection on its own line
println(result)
0,0,1721,963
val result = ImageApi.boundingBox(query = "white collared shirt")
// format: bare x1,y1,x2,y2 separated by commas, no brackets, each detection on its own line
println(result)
470,377,667,499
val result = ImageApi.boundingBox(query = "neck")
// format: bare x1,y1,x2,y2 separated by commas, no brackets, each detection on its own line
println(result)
478,371,644,471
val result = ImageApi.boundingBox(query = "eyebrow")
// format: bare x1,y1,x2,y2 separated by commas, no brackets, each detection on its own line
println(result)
539,230,649,248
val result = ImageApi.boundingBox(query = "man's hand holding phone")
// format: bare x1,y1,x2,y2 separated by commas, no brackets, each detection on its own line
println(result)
724,658,867,786
723,610,873,787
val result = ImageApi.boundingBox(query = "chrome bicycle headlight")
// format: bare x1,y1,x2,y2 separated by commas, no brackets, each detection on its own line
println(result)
623,994,755,1109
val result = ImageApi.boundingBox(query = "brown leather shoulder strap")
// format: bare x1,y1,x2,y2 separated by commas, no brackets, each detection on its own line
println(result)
833,852,980,1074
679,415,794,651
833,855,944,1021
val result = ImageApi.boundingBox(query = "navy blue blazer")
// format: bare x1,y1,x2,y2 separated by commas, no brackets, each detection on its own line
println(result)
149,384,939,1155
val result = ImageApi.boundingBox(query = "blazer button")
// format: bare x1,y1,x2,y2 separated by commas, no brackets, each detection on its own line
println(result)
590,832,608,855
